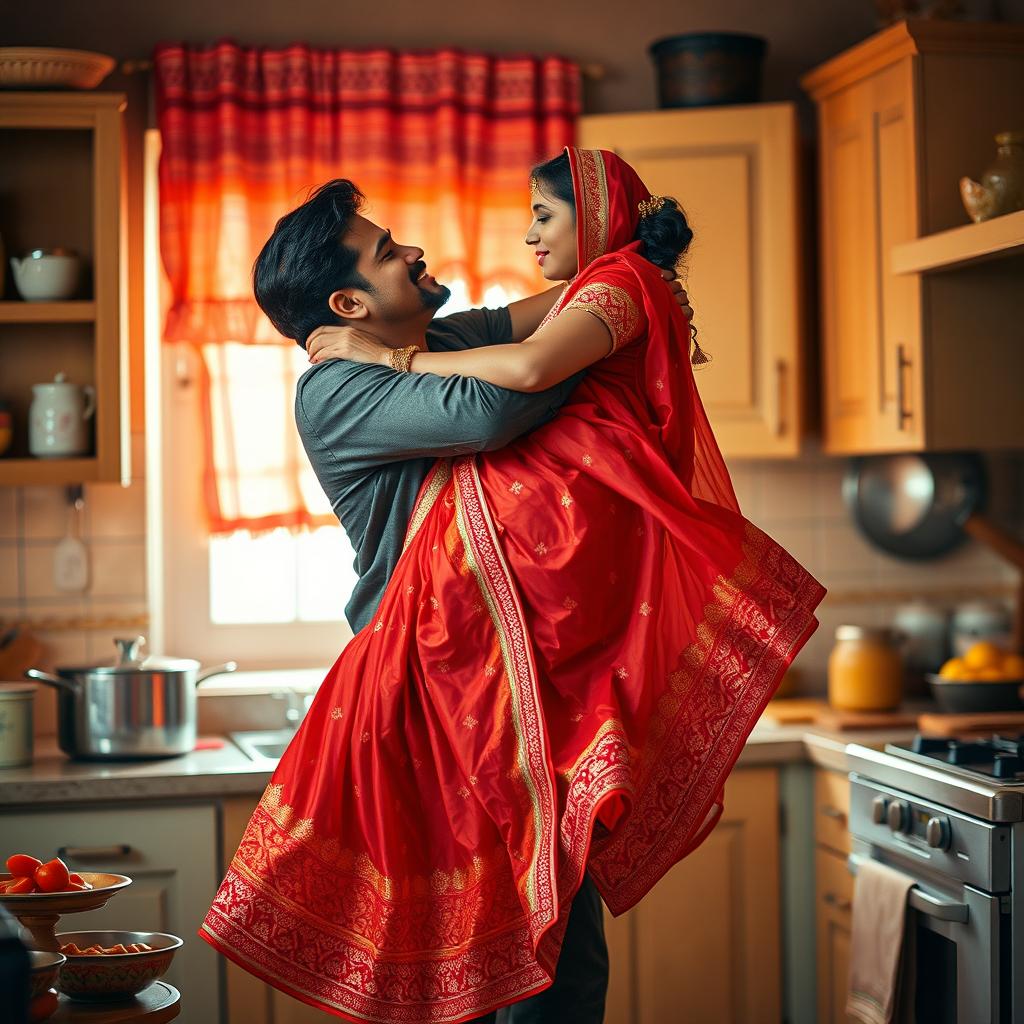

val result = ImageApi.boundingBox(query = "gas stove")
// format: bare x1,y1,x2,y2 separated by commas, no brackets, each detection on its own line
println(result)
846,735,1024,1022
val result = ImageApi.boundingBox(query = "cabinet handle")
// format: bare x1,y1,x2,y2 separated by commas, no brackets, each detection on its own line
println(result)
823,892,852,912
820,805,847,822
895,344,913,430
774,359,787,438
58,844,133,860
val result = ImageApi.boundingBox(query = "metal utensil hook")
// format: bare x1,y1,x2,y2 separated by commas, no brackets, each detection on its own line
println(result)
64,484,85,536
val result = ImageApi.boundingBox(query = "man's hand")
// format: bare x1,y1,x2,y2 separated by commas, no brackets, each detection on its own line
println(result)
660,267,693,321
307,325,394,366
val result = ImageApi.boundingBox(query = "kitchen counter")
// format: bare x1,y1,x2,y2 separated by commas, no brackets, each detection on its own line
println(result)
0,721,917,807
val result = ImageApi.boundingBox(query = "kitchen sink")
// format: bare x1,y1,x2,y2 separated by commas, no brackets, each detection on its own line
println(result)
230,729,296,763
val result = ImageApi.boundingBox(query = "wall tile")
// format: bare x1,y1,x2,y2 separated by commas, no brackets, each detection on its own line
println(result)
0,488,19,539
0,542,20,601
22,487,72,540
23,543,61,600
757,464,819,524
85,480,146,539
88,540,147,598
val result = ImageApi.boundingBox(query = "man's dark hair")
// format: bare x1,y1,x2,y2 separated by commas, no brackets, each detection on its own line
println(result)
253,179,370,348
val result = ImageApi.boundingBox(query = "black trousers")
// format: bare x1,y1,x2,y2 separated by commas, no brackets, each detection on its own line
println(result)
468,872,608,1024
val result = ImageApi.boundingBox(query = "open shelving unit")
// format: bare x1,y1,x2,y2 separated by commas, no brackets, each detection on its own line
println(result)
0,92,127,486
892,208,1024,275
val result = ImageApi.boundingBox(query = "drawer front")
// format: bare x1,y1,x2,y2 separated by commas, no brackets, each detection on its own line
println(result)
815,846,853,916
3,803,220,1024
815,768,851,853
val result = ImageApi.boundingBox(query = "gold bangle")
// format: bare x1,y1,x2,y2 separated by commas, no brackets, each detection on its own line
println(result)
389,345,419,373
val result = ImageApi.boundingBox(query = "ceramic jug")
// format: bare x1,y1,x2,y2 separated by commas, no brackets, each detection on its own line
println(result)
960,132,1024,223
29,372,95,458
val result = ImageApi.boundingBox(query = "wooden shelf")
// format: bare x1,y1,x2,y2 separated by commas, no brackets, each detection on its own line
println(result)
0,301,95,323
0,457,100,485
892,209,1024,274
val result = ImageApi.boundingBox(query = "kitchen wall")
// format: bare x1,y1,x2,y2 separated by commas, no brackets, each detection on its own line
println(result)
3,0,1023,733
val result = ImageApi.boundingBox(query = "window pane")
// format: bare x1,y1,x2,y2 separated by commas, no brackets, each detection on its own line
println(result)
296,526,358,622
209,529,297,623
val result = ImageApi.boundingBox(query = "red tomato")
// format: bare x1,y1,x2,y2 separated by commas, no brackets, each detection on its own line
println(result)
28,988,59,1022
68,871,85,884
6,854,42,877
33,858,70,893
65,881,87,891
7,875,37,894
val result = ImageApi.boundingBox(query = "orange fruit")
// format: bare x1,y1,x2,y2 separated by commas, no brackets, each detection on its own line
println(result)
1002,654,1024,679
974,667,1007,681
938,657,968,680
964,641,1005,671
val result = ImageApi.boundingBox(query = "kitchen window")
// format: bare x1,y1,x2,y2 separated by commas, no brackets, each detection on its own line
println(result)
145,132,521,668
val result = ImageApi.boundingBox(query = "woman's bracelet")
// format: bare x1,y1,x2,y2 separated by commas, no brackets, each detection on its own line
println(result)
389,344,419,373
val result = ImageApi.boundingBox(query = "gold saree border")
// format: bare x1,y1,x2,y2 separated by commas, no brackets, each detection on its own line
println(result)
451,456,558,929
570,147,609,271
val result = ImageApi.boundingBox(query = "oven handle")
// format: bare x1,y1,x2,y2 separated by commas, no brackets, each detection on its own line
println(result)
847,854,969,924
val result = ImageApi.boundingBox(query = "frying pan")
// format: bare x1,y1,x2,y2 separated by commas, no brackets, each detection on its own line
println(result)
842,453,985,560
843,452,1024,651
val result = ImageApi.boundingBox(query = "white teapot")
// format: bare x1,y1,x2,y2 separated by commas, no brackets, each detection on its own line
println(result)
29,373,96,458
10,248,81,301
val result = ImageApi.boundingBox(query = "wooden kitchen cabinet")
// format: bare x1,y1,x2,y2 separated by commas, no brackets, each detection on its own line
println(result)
604,767,782,1024
0,92,128,484
579,105,805,458
802,20,1024,454
813,767,855,1024
2,802,221,1024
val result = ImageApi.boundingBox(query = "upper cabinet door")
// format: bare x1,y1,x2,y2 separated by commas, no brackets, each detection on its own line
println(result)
817,61,923,453
579,104,804,458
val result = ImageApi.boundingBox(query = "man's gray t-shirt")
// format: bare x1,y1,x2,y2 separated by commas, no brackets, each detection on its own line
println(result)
295,307,580,633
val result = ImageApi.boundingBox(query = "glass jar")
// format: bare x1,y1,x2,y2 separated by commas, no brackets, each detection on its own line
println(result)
828,625,903,711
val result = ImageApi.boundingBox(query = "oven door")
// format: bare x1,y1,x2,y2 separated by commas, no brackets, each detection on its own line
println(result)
849,845,1008,1023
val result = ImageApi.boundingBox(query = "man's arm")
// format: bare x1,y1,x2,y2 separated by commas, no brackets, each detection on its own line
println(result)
296,360,582,476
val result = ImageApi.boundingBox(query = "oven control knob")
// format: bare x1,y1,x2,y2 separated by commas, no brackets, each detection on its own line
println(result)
887,799,910,833
926,816,951,850
871,796,888,825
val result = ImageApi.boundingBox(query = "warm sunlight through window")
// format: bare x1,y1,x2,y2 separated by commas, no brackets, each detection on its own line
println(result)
205,281,519,626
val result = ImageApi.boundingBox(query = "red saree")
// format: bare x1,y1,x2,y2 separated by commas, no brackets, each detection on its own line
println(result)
202,149,826,1023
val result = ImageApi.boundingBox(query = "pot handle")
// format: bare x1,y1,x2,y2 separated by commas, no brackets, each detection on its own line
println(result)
24,668,78,695
196,661,238,686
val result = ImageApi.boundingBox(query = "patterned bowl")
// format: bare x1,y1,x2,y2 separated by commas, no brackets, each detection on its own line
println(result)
28,950,66,998
55,930,182,1001
0,48,115,89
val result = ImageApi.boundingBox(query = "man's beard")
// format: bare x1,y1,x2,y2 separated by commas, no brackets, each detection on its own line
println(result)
419,280,451,311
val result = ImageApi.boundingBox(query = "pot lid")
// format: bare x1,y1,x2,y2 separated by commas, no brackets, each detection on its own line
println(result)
55,636,200,676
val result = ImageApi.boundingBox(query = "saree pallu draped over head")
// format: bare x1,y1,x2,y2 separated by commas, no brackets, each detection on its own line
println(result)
202,148,826,1023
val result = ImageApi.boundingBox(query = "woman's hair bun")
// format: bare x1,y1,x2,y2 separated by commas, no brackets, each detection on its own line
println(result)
636,197,693,272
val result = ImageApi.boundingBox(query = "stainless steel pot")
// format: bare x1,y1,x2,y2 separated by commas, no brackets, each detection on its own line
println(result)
25,636,236,761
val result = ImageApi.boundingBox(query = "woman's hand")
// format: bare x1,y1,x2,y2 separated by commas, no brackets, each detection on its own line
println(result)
660,268,693,321
306,325,392,366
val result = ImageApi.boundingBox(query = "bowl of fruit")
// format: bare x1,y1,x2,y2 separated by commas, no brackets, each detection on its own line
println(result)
927,642,1024,713
56,930,182,1001
0,853,131,952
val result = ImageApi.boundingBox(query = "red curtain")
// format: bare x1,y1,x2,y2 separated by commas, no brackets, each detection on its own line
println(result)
154,42,580,534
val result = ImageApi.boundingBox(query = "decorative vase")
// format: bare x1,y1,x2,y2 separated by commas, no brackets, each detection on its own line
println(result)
959,131,1024,223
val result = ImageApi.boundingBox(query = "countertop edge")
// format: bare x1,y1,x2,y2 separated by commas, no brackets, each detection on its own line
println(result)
0,724,912,808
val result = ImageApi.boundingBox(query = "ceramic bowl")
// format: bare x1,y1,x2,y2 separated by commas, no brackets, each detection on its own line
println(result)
0,48,115,89
28,949,66,998
56,930,182,1001
926,674,1024,714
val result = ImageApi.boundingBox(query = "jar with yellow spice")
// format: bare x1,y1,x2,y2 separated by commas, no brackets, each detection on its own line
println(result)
828,625,904,711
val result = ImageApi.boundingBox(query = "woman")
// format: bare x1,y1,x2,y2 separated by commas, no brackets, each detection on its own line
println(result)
203,149,825,1024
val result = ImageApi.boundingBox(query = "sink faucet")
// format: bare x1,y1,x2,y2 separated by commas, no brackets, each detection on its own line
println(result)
272,689,315,730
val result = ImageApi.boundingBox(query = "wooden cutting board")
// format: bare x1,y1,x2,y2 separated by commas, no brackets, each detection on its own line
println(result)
814,706,921,731
918,710,1024,737
761,699,920,731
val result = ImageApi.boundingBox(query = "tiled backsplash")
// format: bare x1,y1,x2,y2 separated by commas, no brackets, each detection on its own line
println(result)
2,438,1020,739
728,448,1022,692
0,435,147,734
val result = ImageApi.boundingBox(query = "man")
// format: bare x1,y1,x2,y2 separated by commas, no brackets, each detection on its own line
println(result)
253,178,692,1023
